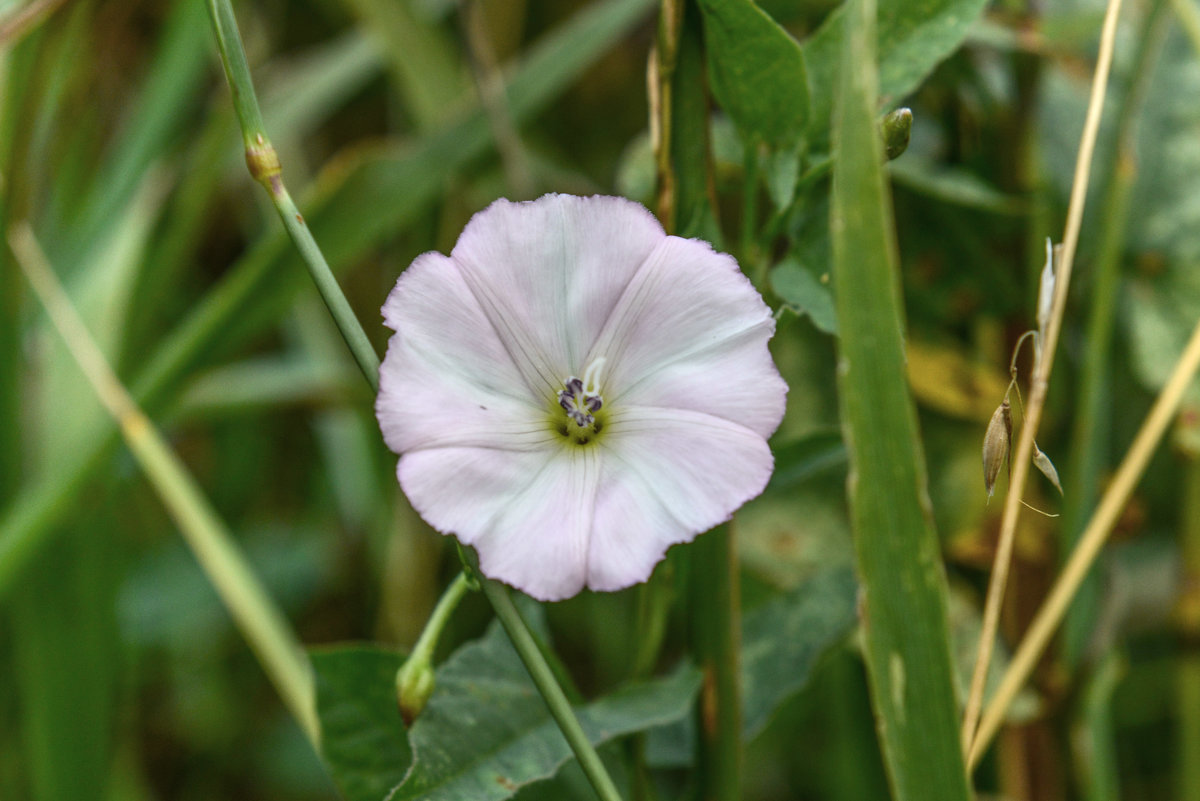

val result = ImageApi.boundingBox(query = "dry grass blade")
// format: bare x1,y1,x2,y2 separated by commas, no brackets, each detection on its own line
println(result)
970,317,1200,766
961,0,1126,758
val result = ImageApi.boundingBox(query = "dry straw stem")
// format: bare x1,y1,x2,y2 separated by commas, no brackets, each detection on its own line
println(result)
970,317,1200,767
0,0,69,46
961,0,1125,758
8,223,320,747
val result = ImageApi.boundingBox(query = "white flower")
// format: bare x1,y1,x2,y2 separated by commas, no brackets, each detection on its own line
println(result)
376,194,786,601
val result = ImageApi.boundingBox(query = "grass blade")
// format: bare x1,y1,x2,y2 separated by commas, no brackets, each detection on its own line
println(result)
829,0,970,798
9,223,319,746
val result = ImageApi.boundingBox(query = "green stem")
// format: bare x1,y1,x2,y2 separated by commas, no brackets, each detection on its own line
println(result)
689,525,742,801
396,571,473,722
204,0,380,391
632,568,673,680
408,572,472,668
476,567,625,801
629,565,673,801
741,138,761,280
1075,651,1124,801
209,3,628,796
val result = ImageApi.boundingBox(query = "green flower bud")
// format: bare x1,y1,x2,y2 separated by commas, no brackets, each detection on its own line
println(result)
882,108,913,160
396,656,436,726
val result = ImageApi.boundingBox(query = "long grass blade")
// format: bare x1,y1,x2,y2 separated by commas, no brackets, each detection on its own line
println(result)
829,0,970,798
9,222,320,746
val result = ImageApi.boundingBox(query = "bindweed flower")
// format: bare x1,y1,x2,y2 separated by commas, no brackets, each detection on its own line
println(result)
376,194,786,601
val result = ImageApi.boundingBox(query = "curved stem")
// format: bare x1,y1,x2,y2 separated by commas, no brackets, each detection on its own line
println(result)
476,567,625,801
408,572,472,668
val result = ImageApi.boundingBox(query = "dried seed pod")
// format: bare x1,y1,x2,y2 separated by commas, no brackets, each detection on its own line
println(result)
1032,443,1063,495
982,399,1012,499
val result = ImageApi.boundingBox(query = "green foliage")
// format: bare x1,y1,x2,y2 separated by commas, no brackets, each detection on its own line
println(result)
698,0,809,151
742,566,858,739
5,0,1198,797
312,647,413,801
802,0,988,143
829,0,970,798
1124,27,1200,404
314,615,701,801
771,259,838,334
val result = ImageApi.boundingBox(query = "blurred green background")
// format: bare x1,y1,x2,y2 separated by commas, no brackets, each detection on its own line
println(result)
4,0,1200,798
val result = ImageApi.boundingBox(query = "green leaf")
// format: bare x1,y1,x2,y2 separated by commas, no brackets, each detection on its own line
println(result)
829,0,970,798
11,527,121,801
742,566,858,739
48,0,211,264
646,565,858,763
888,157,1027,215
1123,30,1200,404
763,146,802,211
803,0,989,145
395,617,701,801
771,258,838,334
312,647,413,801
766,429,848,492
313,617,701,801
697,0,809,150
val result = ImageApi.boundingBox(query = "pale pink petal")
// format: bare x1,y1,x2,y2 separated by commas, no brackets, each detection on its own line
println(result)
588,236,784,438
451,194,666,390
376,193,788,602
377,251,552,454
585,407,774,592
397,447,599,602
619,331,786,440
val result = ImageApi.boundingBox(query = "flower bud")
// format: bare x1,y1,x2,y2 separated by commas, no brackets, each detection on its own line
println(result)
396,656,436,726
882,108,913,160
982,399,1012,499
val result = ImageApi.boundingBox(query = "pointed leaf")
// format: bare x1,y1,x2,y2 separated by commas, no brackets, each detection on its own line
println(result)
698,0,809,150
742,566,859,739
393,616,701,801
312,646,414,801
771,258,838,334
803,0,989,145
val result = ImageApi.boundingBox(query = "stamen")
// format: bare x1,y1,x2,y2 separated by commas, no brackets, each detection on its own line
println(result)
557,360,605,431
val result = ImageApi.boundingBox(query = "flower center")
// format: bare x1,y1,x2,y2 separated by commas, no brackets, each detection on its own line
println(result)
558,377,603,428
555,358,606,444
